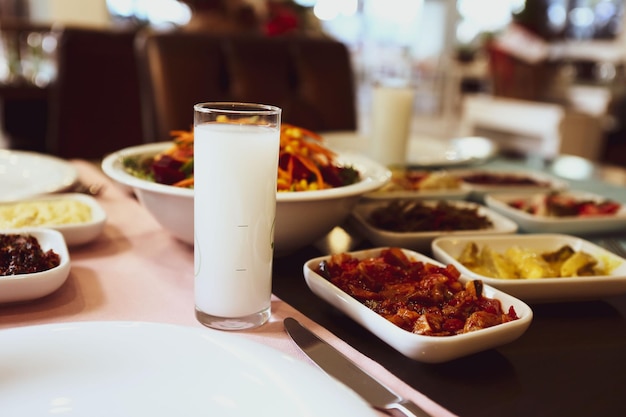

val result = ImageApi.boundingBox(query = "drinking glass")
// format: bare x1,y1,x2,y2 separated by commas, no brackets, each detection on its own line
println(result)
369,84,415,167
194,102,281,330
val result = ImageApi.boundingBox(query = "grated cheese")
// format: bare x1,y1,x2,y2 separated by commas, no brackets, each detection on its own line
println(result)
0,199,92,228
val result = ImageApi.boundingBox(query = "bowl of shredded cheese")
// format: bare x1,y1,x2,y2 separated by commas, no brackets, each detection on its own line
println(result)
0,193,106,245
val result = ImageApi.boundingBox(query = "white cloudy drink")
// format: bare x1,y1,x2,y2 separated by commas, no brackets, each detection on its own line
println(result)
194,103,281,330
370,84,415,167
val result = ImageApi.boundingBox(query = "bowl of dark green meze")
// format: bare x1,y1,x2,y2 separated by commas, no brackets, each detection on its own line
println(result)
102,142,391,255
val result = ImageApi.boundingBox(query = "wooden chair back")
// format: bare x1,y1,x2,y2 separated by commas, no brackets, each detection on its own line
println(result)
135,31,357,142
46,27,145,159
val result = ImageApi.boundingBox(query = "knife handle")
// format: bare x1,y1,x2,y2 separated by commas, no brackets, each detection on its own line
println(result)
385,399,433,417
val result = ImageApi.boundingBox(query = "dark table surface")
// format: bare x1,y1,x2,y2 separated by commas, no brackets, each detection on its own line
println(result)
272,154,626,417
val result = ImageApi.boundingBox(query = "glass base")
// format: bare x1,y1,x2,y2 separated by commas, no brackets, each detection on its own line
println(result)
195,306,271,331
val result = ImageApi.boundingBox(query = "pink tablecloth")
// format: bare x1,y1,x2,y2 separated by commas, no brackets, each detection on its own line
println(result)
0,160,456,417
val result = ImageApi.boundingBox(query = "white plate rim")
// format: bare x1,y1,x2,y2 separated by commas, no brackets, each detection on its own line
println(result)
0,321,378,416
0,149,78,202
321,131,498,167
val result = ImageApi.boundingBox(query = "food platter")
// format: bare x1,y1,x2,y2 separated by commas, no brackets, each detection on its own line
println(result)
0,150,78,202
350,199,518,251
303,247,532,363
484,190,626,235
0,321,378,416
432,233,626,302
454,168,569,201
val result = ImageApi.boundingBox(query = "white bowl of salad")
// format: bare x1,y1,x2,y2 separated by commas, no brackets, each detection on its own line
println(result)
102,126,391,255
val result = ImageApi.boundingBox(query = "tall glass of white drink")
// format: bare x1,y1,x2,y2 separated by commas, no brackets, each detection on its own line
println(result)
194,102,281,330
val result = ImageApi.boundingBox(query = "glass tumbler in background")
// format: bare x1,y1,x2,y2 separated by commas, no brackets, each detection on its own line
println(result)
194,102,281,330
369,83,415,167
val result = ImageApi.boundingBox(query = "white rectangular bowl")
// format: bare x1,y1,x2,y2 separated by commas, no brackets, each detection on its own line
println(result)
484,191,626,235
350,199,518,252
432,233,626,303
303,247,533,363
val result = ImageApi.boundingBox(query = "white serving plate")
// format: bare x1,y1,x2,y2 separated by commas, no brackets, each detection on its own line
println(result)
350,199,518,251
0,321,377,417
364,187,470,201
303,247,533,363
363,169,470,201
322,131,498,167
455,168,569,201
484,191,626,235
0,193,107,245
406,136,498,167
0,149,78,202
431,233,626,303
0,228,70,304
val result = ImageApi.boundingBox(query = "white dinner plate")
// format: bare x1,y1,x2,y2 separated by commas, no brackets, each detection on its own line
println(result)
322,131,498,167
0,321,378,417
350,199,518,252
0,149,78,202
431,233,626,303
484,190,626,235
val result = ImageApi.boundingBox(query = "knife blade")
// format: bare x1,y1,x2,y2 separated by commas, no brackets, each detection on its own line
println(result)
283,317,432,417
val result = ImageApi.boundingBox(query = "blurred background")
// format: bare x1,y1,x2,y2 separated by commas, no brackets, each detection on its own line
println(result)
0,0,625,164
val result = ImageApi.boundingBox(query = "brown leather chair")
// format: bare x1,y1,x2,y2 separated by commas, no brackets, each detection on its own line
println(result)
46,27,146,159
135,31,357,142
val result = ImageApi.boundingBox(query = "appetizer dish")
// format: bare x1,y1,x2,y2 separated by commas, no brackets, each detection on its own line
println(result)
455,169,569,201
364,168,470,201
0,229,71,303
122,124,361,192
432,234,626,302
484,191,626,234
303,247,532,363
0,193,107,245
350,199,518,251
456,242,613,279
507,191,621,217
102,130,390,254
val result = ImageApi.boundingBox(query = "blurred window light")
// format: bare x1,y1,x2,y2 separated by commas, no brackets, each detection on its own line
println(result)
107,0,191,26
294,0,318,7
456,0,525,43
313,0,358,21
547,2,568,30
569,6,596,27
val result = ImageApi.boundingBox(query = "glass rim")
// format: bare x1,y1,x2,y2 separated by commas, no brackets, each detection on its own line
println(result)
194,102,281,115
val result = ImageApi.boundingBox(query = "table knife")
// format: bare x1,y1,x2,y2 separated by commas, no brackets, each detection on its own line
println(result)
283,317,432,417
